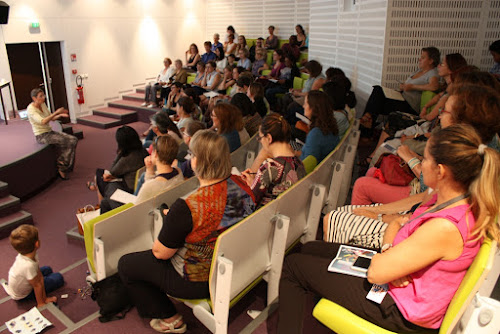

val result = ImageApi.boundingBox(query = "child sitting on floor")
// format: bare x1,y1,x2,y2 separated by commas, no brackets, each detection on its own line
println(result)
3,225,64,307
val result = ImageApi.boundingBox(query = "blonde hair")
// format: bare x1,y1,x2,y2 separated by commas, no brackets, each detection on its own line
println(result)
190,130,232,180
428,124,500,242
10,224,39,255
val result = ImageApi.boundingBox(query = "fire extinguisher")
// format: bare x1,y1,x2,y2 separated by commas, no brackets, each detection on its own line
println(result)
76,75,84,104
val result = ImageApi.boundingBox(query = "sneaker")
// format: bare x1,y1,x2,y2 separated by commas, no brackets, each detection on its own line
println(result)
141,102,148,106
147,104,155,108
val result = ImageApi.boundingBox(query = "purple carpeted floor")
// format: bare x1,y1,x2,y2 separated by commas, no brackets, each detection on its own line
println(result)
0,121,333,333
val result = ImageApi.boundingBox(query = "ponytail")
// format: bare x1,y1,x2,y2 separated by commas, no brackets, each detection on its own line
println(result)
260,112,291,143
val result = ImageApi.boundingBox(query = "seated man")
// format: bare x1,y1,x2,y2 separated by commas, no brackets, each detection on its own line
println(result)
201,41,216,64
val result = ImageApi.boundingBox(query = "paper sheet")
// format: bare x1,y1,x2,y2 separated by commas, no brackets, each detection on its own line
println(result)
203,91,219,98
110,189,137,204
381,86,404,101
5,307,52,334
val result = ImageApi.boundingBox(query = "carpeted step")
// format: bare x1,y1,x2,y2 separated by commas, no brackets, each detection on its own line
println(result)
0,195,21,218
62,123,74,135
76,115,122,129
0,181,8,198
73,130,84,140
136,87,146,94
123,92,145,102
0,210,33,239
93,107,138,124
107,99,158,123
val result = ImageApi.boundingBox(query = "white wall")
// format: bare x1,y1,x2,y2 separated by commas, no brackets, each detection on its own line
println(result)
0,0,206,121
205,0,310,41
308,0,388,114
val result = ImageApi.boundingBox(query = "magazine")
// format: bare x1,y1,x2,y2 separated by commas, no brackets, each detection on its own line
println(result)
327,245,377,278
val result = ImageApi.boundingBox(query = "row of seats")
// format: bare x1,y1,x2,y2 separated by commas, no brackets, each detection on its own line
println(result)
84,113,359,333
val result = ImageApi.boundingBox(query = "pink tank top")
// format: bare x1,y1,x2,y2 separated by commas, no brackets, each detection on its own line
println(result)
388,195,481,329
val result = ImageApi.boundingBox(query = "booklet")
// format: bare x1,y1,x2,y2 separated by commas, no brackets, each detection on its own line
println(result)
203,91,219,98
327,245,377,278
5,307,52,334
381,86,405,101
110,189,137,204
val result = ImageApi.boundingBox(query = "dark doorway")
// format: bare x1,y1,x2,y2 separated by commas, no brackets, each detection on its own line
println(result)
6,42,68,112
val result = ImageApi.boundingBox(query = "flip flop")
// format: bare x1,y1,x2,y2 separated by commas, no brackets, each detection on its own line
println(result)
86,181,96,191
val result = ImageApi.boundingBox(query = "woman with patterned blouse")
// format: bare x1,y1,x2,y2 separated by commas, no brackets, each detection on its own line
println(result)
118,130,256,333
242,113,306,208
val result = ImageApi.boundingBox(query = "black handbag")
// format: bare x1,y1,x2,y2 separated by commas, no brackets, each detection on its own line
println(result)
91,273,133,323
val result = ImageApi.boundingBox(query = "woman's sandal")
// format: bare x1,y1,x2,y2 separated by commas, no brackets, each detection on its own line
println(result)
150,316,187,333
86,181,97,191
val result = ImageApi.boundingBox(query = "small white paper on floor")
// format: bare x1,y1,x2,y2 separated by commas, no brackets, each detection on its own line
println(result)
5,307,52,334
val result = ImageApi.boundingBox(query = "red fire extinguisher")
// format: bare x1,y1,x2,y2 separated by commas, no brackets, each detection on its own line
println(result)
76,75,84,104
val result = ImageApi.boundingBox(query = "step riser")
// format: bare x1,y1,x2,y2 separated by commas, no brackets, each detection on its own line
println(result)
136,88,146,94
93,110,138,124
107,102,143,112
123,95,144,102
76,118,121,129
0,182,8,198
0,202,21,218
0,212,33,239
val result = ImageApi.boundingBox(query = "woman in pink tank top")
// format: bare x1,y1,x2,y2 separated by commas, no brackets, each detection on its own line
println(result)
277,123,500,334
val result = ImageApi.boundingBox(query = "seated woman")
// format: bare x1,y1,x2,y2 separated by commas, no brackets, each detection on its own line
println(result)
249,37,264,62
251,48,267,77
230,93,261,137
179,121,206,179
247,82,268,118
175,97,195,132
259,49,285,84
216,65,236,94
163,82,183,115
215,46,227,73
265,55,300,112
265,25,279,50
200,60,222,92
211,103,248,152
160,59,188,106
281,35,300,62
88,126,148,213
224,34,237,56
282,60,326,125
298,90,340,162
184,44,200,72
142,58,175,108
236,48,252,71
242,113,306,208
136,135,184,203
295,24,308,49
190,61,206,96
351,80,500,206
236,35,249,55
360,47,441,135
322,81,353,137
325,67,357,110
278,123,500,334
118,130,256,333
363,53,467,166
27,88,77,180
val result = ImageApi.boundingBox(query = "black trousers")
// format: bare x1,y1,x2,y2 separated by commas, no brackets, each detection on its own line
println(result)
118,250,209,319
277,241,437,334
363,86,418,127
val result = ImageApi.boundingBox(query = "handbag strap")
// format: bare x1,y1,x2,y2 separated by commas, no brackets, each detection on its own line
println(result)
404,193,469,226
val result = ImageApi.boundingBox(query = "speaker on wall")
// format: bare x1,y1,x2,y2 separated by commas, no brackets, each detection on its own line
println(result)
0,1,9,25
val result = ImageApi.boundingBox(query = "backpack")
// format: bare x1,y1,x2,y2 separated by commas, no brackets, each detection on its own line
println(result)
91,273,133,323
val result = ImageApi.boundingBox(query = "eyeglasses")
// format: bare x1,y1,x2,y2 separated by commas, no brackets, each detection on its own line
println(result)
182,131,190,137
187,149,195,157
439,108,451,115
257,134,265,142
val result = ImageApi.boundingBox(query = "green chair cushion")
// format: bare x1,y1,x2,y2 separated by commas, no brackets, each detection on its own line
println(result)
293,77,304,90
261,69,271,76
420,91,436,112
187,76,195,84
302,155,317,174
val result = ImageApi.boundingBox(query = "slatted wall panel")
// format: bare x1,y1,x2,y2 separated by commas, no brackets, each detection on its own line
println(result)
309,0,388,110
205,0,310,40
382,0,500,89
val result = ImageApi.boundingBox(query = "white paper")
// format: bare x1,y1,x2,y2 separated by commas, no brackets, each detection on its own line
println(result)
381,86,404,101
366,283,389,304
110,189,137,204
268,79,278,83
5,307,52,334
295,112,311,125
203,91,219,98
231,167,241,175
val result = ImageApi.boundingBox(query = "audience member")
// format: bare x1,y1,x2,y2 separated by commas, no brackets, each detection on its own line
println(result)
176,96,196,132
212,103,246,152
142,110,183,150
224,25,238,43
322,81,351,137
216,65,236,94
295,24,308,49
224,34,237,55
281,35,300,62
200,61,222,91
179,121,206,178
143,58,175,108
136,135,184,203
164,82,183,114
247,82,268,118
265,55,300,111
325,67,357,109
5,225,64,307
242,113,305,208
360,47,441,134
263,49,285,81
265,25,279,49
190,61,206,96
298,90,339,162
184,44,200,71
278,123,500,334
215,46,227,73
489,39,500,79
118,130,256,333
160,59,188,106
27,88,77,180
200,41,216,63
211,33,223,52
231,93,261,137
227,52,237,66
236,35,249,54
251,48,267,77
249,37,265,62
237,48,252,70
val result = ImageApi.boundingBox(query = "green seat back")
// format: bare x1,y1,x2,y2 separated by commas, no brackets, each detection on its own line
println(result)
302,155,317,174
266,51,273,66
246,39,256,48
261,69,271,76
84,203,134,272
293,77,304,90
278,39,288,48
299,52,308,62
300,72,310,80
420,90,436,112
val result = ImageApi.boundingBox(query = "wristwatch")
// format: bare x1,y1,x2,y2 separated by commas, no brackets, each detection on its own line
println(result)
381,243,392,253
377,213,384,222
